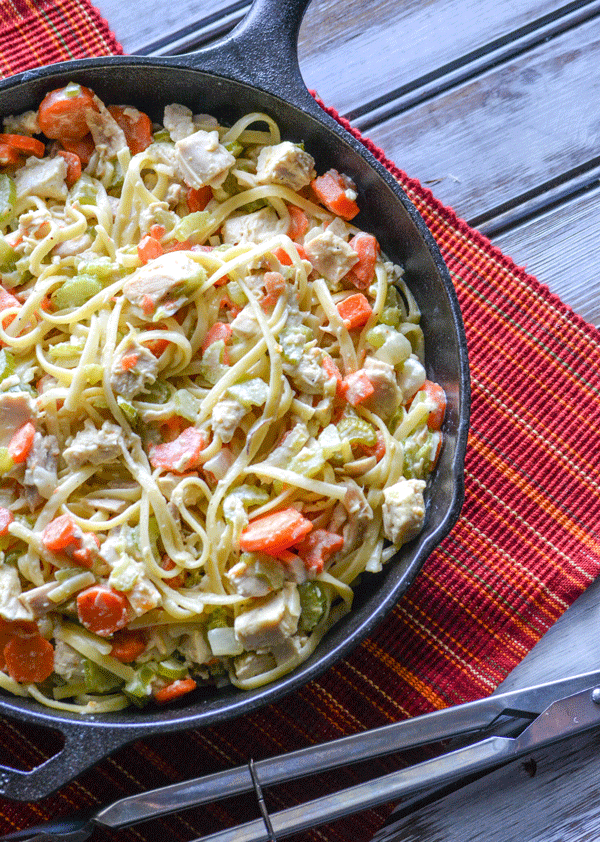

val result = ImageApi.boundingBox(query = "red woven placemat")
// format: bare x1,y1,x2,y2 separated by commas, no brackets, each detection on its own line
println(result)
1,3,600,840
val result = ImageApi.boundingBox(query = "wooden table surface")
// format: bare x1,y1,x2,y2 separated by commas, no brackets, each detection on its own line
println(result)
94,0,600,838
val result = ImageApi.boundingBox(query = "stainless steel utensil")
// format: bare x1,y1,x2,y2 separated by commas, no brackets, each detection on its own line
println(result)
6,670,600,842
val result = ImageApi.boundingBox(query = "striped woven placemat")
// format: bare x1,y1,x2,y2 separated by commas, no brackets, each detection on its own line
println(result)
1,3,600,840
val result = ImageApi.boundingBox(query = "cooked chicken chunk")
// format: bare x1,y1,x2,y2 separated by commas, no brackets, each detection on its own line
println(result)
63,420,123,470
110,341,159,401
304,229,358,283
85,106,127,157
211,398,246,443
163,103,195,141
234,583,300,650
176,129,235,189
24,432,58,506
362,357,402,419
0,565,33,622
221,207,287,245
0,392,35,448
255,141,316,191
382,478,426,545
122,251,203,317
14,156,67,201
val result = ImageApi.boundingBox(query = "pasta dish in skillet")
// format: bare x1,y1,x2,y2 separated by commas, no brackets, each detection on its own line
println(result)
0,84,446,711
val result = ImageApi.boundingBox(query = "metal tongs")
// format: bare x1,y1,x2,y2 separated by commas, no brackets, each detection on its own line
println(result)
7,669,600,842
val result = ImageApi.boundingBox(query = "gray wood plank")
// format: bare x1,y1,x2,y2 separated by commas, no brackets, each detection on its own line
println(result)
368,14,600,223
491,183,600,327
95,0,583,115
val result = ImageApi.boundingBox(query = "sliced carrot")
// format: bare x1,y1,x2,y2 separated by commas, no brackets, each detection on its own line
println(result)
138,234,164,265
154,677,197,705
239,508,313,554
0,134,45,158
109,629,147,663
144,336,170,357
261,271,286,310
346,233,379,290
311,169,359,220
0,143,20,166
187,185,212,212
38,85,98,143
7,422,35,464
0,286,20,338
336,293,373,329
415,380,447,430
56,149,82,188
164,238,194,254
201,321,233,353
160,555,186,588
294,528,344,574
149,224,166,240
76,585,130,637
359,430,386,462
107,105,153,155
274,245,308,266
0,507,14,537
120,352,140,372
42,514,78,552
61,134,95,166
288,205,308,239
150,427,207,473
4,633,54,683
343,370,375,406
322,354,347,399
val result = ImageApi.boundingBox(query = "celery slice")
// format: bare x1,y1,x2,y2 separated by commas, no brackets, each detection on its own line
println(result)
0,174,16,227
52,275,103,310
0,349,15,382
156,658,188,680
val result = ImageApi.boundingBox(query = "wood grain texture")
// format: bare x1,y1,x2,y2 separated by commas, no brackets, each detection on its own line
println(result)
368,14,600,222
492,184,600,326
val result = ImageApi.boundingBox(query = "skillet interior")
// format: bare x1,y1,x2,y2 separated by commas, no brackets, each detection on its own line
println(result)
0,57,469,796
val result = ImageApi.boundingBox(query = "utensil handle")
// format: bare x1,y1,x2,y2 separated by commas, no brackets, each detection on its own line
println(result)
0,723,129,801
191,737,516,842
174,0,318,111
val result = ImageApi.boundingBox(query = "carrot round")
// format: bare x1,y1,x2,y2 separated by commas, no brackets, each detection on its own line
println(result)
0,143,19,166
347,233,379,290
61,134,95,165
109,629,147,663
8,421,35,464
108,105,153,155
201,322,233,353
288,205,308,239
137,234,164,265
187,185,212,212
312,170,359,220
38,85,98,143
154,677,197,705
42,514,78,553
150,427,207,473
416,380,447,430
76,585,130,637
56,150,82,188
295,528,344,574
336,293,373,329
0,134,45,158
0,507,14,536
239,508,313,554
4,633,54,683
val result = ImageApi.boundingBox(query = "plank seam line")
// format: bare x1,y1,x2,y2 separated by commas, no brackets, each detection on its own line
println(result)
351,0,600,130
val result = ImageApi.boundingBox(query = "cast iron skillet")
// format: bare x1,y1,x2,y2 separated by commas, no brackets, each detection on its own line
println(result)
0,0,470,800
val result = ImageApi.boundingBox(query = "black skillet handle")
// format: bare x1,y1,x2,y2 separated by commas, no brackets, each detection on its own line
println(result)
0,720,132,801
176,0,321,115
